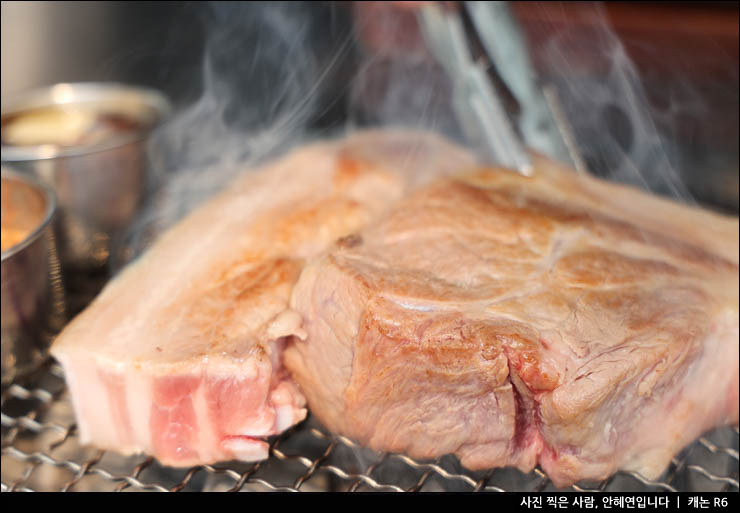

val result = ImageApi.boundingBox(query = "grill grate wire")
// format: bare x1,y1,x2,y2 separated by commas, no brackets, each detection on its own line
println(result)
2,272,738,493
3,358,737,492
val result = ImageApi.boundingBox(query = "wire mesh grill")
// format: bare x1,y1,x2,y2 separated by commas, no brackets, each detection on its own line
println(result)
2,358,738,493
2,271,739,492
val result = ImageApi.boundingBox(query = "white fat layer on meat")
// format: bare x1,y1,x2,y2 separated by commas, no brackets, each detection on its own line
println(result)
221,437,268,462
126,370,154,454
192,376,219,462
77,360,117,449
54,354,91,445
274,404,300,433
237,404,276,438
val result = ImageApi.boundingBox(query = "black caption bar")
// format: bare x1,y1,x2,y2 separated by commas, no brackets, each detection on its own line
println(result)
516,493,735,510
5,491,738,505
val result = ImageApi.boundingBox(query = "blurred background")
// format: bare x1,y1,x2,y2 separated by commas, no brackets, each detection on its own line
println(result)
1,2,738,493
2,1,738,212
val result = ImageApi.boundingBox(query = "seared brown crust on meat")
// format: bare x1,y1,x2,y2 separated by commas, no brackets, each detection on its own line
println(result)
285,156,739,487
51,130,478,467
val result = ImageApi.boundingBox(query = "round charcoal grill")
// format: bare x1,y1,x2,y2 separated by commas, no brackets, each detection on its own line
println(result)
1,271,738,492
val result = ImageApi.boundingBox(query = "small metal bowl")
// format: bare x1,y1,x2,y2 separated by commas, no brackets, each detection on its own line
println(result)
1,82,171,272
1,168,65,384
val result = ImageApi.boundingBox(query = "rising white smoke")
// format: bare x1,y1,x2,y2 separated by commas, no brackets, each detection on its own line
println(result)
114,1,726,271
113,2,356,268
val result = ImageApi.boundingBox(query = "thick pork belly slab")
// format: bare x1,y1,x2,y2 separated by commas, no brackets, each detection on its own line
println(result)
51,130,476,467
284,155,739,487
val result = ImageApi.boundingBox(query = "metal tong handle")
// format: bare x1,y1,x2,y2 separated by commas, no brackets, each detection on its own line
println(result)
418,2,533,175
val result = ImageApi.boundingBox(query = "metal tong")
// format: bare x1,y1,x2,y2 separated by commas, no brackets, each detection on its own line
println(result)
417,2,578,176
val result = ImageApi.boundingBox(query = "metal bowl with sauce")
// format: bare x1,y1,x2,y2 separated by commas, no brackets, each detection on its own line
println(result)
1,82,171,271
1,168,65,383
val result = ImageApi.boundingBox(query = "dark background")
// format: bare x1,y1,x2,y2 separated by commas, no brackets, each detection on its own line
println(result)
2,1,738,212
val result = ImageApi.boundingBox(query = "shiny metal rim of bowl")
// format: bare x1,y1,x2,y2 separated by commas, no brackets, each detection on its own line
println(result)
1,82,171,161
0,167,57,260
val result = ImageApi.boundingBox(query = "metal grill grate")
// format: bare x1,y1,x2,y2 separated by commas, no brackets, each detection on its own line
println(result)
2,271,738,492
2,358,738,492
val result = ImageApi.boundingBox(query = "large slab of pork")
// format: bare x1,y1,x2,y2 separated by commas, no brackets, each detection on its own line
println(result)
50,130,476,467
284,154,739,487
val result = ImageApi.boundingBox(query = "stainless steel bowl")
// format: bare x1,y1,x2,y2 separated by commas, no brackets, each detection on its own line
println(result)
1,82,170,271
1,168,65,383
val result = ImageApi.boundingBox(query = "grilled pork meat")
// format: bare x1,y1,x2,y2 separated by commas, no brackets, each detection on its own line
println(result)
50,130,475,466
284,154,739,487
